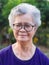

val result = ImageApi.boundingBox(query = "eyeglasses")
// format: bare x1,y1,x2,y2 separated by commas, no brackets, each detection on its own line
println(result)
13,23,35,32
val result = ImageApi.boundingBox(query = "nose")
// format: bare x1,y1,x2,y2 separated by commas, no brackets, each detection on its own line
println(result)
19,25,26,32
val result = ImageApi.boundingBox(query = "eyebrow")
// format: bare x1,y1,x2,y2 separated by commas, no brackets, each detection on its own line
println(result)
13,22,35,25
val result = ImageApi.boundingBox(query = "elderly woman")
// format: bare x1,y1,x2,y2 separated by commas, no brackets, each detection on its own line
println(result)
0,3,49,65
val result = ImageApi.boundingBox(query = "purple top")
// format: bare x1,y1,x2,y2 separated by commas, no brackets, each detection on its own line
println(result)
0,45,49,65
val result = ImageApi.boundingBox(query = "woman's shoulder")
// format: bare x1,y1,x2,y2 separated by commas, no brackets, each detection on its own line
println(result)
36,47,49,64
0,45,11,56
36,47,48,57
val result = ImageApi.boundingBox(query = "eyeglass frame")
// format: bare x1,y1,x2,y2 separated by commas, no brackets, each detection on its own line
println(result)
13,23,36,32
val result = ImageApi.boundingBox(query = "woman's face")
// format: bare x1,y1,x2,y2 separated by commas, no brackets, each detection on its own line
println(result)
12,14,37,42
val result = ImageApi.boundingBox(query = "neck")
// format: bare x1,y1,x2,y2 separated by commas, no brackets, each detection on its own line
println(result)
12,41,36,60
15,40,35,52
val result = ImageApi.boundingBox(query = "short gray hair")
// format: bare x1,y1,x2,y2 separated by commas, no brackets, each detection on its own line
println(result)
8,3,41,29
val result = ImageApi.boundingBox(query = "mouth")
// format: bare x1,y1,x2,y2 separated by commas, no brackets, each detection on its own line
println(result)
19,35,27,36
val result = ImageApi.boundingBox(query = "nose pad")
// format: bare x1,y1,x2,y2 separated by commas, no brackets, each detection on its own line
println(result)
19,25,25,31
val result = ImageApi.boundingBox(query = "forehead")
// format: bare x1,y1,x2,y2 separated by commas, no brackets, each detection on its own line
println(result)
14,14,35,24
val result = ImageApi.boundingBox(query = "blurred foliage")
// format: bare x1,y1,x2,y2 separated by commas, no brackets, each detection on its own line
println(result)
34,27,49,47
0,0,49,47
36,0,49,28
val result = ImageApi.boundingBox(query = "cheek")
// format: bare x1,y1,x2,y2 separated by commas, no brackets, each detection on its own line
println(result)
27,32,33,39
13,30,18,39
29,30,36,38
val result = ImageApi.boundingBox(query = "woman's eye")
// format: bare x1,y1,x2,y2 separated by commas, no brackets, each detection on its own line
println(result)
25,25,30,27
16,24,21,27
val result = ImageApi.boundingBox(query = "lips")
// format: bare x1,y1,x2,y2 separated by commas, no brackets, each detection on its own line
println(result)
19,35,27,36
18,34,28,37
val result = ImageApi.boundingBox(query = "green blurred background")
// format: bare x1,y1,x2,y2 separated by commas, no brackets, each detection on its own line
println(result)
0,0,49,57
